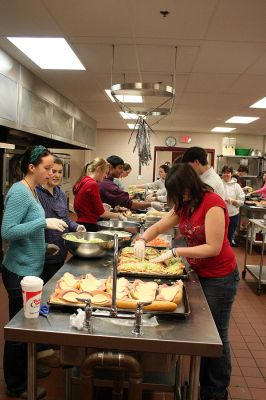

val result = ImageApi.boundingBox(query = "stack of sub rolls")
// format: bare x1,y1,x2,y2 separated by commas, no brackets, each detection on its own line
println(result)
49,273,183,312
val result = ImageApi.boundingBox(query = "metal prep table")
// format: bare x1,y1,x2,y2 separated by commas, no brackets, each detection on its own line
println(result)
238,204,266,243
243,219,266,295
4,256,222,400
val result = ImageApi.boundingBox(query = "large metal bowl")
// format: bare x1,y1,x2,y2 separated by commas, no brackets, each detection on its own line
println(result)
62,232,114,258
97,220,141,234
96,229,132,248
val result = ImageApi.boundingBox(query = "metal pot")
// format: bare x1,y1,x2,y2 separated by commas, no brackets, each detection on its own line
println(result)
240,158,249,166
249,149,262,157
97,220,141,234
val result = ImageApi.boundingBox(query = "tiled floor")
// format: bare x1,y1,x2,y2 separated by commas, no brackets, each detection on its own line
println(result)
0,243,266,399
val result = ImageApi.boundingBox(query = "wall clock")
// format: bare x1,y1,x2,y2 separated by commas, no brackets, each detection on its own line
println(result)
165,136,176,147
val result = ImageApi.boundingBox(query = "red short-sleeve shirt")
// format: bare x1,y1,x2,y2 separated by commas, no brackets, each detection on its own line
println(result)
73,176,105,224
178,191,236,278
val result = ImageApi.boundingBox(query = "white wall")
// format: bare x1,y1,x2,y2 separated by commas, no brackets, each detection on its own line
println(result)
52,130,266,208
92,129,266,188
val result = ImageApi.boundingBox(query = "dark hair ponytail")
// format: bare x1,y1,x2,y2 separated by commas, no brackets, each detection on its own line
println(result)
20,145,51,175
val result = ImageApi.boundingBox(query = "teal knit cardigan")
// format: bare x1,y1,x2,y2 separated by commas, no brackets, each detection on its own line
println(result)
1,182,47,276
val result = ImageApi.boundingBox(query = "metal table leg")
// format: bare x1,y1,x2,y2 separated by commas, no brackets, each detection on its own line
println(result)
188,355,200,400
257,232,265,294
250,222,255,254
65,367,72,400
27,343,37,400
242,222,250,278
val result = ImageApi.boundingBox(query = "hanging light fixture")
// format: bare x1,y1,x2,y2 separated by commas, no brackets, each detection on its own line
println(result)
109,45,178,175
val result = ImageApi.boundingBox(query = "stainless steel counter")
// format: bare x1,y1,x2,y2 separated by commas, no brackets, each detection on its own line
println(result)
4,256,222,400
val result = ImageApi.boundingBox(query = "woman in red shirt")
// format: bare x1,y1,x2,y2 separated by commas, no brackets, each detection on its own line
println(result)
73,158,125,231
134,163,239,400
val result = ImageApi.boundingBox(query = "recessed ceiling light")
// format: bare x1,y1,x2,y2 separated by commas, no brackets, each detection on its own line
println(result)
211,127,236,133
225,116,259,124
119,112,139,119
6,37,85,70
127,123,139,130
115,95,143,103
250,97,266,108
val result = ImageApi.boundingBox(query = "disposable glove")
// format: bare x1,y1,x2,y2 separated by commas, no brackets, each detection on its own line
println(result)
151,201,163,211
46,244,60,256
150,249,177,263
134,239,146,260
118,213,127,221
45,218,68,232
103,203,112,211
76,225,86,232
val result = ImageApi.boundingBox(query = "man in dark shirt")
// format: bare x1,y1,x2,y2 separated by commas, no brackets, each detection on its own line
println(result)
99,155,162,210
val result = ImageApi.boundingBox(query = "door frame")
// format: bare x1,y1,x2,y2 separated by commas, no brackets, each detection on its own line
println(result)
153,146,215,180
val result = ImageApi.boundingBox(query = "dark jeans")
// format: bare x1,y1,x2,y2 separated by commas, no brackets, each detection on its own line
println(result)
41,261,64,285
228,214,239,245
2,266,27,394
199,267,239,399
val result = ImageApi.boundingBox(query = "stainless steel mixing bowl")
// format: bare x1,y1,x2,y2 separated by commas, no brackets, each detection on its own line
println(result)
97,220,141,234
62,232,114,258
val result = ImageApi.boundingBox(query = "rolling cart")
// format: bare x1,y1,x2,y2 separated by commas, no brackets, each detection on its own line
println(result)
242,219,266,295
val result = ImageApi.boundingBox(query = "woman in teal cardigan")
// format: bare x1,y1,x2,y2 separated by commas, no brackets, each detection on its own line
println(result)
1,145,67,399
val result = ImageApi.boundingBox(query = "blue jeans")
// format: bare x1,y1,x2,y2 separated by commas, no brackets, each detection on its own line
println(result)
228,215,239,245
199,267,239,399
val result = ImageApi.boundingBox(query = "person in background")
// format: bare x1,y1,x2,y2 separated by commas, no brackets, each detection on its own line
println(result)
1,145,67,399
235,165,248,188
99,155,162,211
132,164,170,204
134,163,238,400
247,172,266,198
113,162,132,190
221,165,245,247
36,157,86,284
135,164,170,192
182,147,225,199
73,158,126,231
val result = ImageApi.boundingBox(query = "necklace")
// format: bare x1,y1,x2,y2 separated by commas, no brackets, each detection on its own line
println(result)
23,178,38,200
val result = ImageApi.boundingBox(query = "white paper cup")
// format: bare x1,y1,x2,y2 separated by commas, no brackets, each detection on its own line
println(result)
21,276,44,318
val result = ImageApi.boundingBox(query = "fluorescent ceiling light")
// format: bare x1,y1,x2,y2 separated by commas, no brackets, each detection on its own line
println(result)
225,116,259,124
127,123,139,130
6,37,85,70
115,95,143,103
120,112,139,119
211,127,236,133
105,89,116,102
250,97,266,108
105,89,143,103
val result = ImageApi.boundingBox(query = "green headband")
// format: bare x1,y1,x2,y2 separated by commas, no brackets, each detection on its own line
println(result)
30,145,49,164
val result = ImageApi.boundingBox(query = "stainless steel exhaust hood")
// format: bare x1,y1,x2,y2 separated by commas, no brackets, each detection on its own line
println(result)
0,48,96,150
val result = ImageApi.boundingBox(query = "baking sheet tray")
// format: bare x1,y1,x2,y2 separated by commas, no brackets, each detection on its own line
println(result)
117,268,188,280
47,285,190,318
117,255,189,280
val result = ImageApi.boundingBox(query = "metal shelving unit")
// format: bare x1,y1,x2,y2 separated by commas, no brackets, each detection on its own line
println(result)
242,219,266,295
217,155,264,190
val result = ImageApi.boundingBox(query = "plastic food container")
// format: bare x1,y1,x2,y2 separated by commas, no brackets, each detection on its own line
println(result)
235,148,250,156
